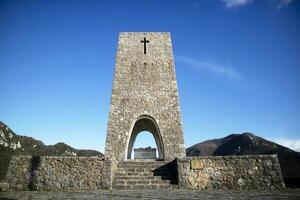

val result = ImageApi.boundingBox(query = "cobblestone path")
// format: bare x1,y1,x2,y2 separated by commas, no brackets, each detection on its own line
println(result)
1,189,300,200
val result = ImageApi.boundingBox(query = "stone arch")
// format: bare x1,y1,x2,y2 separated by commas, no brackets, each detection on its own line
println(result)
126,115,164,160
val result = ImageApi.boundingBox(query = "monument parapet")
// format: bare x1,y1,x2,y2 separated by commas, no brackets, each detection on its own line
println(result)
134,146,157,159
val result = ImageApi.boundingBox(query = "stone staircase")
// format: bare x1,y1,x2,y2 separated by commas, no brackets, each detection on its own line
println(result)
113,160,178,189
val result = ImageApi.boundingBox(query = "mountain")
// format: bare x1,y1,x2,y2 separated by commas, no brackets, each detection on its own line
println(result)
0,121,103,180
187,133,300,188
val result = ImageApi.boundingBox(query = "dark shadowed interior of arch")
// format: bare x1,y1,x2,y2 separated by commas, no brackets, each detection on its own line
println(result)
126,116,164,160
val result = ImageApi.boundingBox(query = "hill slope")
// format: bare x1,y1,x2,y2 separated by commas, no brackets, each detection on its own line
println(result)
187,132,300,188
0,121,103,180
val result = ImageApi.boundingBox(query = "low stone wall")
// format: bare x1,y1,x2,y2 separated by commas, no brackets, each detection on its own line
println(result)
177,155,285,189
0,155,286,191
0,156,106,191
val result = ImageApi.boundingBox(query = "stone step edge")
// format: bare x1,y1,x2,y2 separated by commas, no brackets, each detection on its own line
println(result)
113,185,179,190
114,172,175,176
117,160,170,163
114,176,177,180
115,169,175,173
116,165,174,168
113,180,172,185
116,165,173,169
117,161,173,166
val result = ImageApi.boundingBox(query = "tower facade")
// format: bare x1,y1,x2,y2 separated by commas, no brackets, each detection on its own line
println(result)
105,32,185,161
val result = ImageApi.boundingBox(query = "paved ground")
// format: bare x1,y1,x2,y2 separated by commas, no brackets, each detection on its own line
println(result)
1,189,300,200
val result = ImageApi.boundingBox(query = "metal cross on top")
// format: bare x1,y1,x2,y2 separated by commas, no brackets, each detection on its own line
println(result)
140,38,149,54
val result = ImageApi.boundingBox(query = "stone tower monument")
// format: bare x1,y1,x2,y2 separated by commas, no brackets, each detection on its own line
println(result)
105,32,185,161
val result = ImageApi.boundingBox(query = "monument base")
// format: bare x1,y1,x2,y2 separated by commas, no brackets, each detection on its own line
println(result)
0,155,285,191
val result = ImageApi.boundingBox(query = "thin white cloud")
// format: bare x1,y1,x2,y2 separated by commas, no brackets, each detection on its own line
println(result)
221,0,253,8
176,55,242,80
278,0,293,9
274,138,300,151
220,0,293,9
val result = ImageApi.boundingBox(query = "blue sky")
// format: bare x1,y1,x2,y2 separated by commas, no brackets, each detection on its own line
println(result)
1,0,300,152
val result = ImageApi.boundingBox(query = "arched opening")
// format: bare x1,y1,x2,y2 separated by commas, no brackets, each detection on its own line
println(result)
126,116,164,160
130,131,158,159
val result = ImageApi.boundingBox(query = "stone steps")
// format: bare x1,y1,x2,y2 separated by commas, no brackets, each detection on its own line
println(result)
113,184,178,190
116,168,172,172
113,160,178,189
115,175,175,180
116,162,170,168
115,171,173,176
114,179,172,185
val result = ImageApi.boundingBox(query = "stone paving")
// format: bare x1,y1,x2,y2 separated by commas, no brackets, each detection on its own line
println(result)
1,189,300,200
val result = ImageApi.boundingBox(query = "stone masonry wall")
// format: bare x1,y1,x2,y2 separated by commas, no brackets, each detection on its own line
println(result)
0,156,106,191
177,155,285,189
